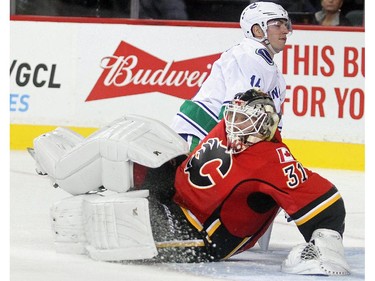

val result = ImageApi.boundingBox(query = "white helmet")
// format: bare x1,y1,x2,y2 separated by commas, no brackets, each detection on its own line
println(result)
224,88,280,154
240,1,292,42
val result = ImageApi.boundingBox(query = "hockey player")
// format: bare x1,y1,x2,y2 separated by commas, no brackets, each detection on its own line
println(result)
170,1,292,150
170,1,292,251
30,89,350,275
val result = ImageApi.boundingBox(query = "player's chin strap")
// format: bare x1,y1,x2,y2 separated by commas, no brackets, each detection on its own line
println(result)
281,228,351,276
30,114,189,195
263,39,278,55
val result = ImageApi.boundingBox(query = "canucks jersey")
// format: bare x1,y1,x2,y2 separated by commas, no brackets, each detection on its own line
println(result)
170,37,286,142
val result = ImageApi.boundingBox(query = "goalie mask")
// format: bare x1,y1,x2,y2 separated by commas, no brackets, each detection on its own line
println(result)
224,89,280,154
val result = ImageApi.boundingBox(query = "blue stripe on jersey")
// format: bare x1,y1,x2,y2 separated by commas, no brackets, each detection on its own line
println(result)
178,100,220,134
195,101,220,120
176,112,210,137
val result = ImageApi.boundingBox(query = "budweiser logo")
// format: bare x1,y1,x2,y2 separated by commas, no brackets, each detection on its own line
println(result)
86,41,220,101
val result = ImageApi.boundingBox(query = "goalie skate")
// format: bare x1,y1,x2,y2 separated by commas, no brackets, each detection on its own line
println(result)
281,229,350,276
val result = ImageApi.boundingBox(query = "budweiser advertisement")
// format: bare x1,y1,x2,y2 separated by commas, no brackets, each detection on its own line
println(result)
87,41,221,101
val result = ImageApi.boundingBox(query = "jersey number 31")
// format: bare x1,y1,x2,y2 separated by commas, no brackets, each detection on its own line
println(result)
283,162,308,189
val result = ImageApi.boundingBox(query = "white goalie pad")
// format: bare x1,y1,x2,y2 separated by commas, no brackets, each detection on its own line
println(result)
50,194,101,254
83,190,157,261
281,228,350,276
94,114,189,168
32,127,85,177
50,190,157,261
32,115,189,195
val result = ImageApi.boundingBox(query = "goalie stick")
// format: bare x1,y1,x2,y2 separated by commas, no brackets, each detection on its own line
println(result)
257,207,282,251
258,221,273,251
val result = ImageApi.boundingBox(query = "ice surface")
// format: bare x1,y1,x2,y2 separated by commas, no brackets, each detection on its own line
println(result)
10,151,366,281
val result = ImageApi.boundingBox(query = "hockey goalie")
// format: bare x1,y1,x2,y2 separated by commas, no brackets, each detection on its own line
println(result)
29,89,350,275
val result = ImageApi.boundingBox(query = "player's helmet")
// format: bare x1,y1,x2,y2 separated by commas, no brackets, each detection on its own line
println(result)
224,88,280,154
240,2,292,42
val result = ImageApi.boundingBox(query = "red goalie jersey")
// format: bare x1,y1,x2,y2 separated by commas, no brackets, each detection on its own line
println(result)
173,120,345,260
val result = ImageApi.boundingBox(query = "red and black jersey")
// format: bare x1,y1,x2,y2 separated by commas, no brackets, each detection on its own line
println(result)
173,120,345,260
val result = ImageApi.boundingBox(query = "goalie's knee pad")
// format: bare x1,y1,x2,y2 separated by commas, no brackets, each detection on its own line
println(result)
281,228,350,276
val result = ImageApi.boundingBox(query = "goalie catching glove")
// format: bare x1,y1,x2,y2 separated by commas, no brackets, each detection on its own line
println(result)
281,228,350,276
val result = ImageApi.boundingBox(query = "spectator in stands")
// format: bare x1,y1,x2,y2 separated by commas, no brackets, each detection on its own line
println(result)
313,0,352,26
139,0,188,20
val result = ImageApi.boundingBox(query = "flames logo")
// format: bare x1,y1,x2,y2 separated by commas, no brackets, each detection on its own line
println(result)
184,138,232,189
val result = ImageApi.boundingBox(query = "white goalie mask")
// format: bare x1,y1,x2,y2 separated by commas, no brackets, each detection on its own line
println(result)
240,2,292,43
224,89,280,154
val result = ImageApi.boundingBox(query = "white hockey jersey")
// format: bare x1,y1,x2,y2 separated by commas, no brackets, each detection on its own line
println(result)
170,37,286,143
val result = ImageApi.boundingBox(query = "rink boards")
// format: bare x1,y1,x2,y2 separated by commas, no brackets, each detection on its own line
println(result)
9,17,365,170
